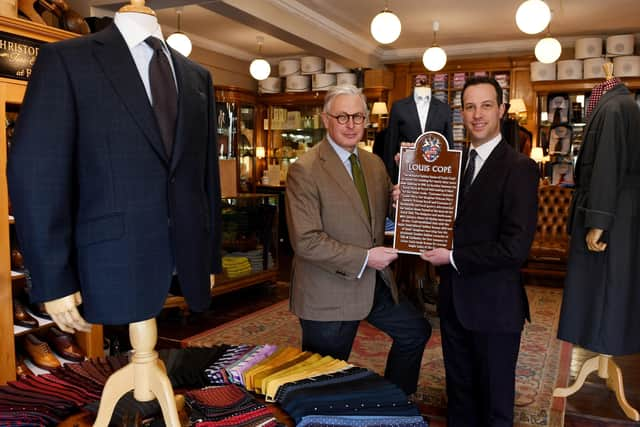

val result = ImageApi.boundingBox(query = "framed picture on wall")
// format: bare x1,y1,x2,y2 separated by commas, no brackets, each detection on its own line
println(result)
549,124,572,155
551,161,574,186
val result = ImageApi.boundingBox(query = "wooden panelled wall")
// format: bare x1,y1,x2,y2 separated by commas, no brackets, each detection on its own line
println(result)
386,55,537,142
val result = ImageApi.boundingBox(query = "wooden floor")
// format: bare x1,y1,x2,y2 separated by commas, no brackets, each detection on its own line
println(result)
127,257,640,426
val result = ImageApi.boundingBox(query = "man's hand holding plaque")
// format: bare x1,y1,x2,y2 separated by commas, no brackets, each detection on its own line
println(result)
393,131,462,254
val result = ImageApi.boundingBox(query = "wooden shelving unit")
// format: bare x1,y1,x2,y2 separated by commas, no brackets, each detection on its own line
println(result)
0,16,103,385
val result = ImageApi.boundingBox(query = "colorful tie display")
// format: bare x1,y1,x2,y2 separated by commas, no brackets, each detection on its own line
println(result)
145,37,178,157
349,154,370,221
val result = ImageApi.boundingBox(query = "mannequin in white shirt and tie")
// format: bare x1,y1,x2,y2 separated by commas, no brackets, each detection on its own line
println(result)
384,74,453,183
8,0,222,425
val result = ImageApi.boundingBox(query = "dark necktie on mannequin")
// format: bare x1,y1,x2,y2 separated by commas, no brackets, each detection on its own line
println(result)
349,153,371,222
461,149,477,195
145,36,178,157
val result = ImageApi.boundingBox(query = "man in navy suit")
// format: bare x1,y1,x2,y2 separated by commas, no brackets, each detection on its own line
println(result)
384,74,453,182
8,11,222,328
421,76,538,426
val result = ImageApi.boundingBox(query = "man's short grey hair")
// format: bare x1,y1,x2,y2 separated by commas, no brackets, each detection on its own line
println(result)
323,84,369,119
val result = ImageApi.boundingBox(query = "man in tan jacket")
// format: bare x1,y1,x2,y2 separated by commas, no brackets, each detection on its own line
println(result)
286,84,431,395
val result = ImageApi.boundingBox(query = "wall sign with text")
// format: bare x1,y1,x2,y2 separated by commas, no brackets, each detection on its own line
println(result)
0,31,43,80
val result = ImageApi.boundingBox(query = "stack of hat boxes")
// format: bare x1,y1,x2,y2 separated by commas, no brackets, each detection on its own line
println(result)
531,34,640,82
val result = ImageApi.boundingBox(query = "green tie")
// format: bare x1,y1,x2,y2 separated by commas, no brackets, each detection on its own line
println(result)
349,153,371,221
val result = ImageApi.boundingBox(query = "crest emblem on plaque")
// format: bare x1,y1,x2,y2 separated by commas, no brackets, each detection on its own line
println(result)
421,134,442,163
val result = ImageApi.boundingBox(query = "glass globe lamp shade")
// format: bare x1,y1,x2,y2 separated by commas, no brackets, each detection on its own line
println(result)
422,46,447,72
166,32,192,57
515,0,551,35
370,9,401,44
535,37,562,64
250,58,271,81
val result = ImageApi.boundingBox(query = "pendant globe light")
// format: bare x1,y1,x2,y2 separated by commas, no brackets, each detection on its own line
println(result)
534,18,561,64
370,1,401,44
535,35,562,63
166,8,192,57
515,0,551,35
422,21,447,72
249,36,271,81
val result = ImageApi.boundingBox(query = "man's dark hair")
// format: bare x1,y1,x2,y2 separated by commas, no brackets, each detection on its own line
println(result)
462,76,503,106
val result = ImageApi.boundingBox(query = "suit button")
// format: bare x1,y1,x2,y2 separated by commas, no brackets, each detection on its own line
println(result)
170,177,176,183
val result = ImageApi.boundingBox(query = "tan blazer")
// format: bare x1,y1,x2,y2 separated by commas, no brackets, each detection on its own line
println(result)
286,139,398,321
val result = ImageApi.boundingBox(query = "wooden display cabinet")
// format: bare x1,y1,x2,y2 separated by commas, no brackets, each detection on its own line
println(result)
387,56,536,147
211,193,279,295
0,17,103,385
215,86,259,194
531,77,640,182
257,88,388,186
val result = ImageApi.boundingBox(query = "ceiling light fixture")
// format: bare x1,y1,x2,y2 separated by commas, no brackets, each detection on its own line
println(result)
166,8,192,57
422,20,447,72
535,17,562,64
249,36,271,81
370,2,401,44
515,0,551,35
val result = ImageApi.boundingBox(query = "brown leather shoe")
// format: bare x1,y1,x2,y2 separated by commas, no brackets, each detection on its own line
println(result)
15,353,34,378
46,326,85,362
13,297,38,328
23,333,61,370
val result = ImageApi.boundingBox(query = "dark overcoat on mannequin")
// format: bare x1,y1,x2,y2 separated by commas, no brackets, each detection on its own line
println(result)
8,23,222,325
558,83,640,355
384,96,452,182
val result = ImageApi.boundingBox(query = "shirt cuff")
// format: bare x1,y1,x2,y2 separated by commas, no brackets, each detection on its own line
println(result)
357,250,369,279
449,250,459,273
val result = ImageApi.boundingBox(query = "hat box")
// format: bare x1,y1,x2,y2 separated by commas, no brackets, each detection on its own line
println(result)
336,72,357,86
606,34,634,56
574,37,602,59
613,56,640,77
278,59,301,77
285,75,310,92
530,61,556,81
557,60,583,80
324,59,349,73
258,77,281,94
300,56,324,74
311,73,336,91
583,57,607,79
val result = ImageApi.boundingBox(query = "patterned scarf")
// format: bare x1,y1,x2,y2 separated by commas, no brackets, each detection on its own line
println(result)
586,78,621,119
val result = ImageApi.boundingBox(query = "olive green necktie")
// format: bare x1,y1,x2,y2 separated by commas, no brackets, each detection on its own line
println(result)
349,153,370,222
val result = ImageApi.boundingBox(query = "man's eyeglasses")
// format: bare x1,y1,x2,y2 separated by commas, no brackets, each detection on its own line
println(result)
326,113,366,125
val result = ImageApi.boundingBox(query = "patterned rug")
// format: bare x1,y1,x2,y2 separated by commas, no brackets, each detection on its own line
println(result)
183,286,571,426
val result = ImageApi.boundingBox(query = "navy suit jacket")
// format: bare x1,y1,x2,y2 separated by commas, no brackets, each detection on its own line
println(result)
8,24,222,325
384,95,453,182
438,141,539,333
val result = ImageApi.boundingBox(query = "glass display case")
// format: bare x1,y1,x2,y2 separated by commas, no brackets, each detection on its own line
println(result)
215,87,258,193
263,104,325,186
212,193,279,296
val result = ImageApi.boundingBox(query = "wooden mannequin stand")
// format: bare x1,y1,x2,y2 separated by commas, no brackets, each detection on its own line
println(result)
553,354,639,420
93,318,180,427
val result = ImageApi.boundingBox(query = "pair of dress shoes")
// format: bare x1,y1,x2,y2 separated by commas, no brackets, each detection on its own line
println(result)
13,297,39,328
22,327,86,370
